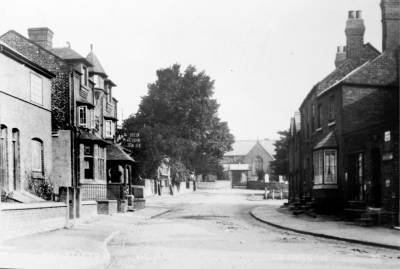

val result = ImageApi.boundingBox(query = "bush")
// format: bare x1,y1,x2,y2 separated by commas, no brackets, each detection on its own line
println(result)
28,178,54,201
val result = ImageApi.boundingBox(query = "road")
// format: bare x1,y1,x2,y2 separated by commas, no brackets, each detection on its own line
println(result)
106,190,400,269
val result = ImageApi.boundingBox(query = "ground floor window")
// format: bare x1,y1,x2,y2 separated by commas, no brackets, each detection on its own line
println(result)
98,146,105,181
84,145,94,179
313,149,337,185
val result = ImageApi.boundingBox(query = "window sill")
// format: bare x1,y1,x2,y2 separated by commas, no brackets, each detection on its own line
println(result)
313,184,338,190
328,121,336,127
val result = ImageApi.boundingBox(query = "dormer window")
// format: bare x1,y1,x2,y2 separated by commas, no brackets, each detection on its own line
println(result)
82,65,88,87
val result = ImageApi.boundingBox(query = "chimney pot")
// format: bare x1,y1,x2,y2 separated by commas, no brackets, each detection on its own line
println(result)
348,10,356,19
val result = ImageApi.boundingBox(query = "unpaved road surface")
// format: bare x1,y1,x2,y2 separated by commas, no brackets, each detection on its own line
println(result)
107,190,400,269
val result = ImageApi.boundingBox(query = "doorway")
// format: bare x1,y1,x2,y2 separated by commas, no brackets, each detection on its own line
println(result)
12,129,20,191
370,148,381,207
348,153,364,201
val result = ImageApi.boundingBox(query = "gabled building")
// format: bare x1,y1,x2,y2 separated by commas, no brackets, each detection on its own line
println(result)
222,139,275,187
289,0,400,226
0,41,55,201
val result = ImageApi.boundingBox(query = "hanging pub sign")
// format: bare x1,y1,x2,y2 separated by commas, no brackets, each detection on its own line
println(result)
117,129,142,150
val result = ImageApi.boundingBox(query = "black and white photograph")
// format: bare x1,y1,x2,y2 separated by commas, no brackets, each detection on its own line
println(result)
0,0,399,268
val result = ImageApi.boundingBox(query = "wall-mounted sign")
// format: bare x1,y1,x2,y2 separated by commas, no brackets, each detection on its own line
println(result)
384,131,391,142
382,152,393,161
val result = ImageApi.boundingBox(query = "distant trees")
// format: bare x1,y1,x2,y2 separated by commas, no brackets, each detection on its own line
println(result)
123,64,234,179
270,130,289,177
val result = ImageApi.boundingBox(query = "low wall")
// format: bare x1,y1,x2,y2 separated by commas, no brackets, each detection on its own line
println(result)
80,201,98,220
197,180,231,190
0,202,67,240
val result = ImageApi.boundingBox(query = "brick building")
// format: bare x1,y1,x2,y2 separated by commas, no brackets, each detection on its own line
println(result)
0,41,55,201
0,28,134,202
288,0,400,226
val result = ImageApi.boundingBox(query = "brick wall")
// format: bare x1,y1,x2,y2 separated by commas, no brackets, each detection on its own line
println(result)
0,202,67,240
342,85,398,133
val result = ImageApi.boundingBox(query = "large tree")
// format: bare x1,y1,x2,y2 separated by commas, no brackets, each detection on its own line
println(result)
270,130,290,177
123,64,234,179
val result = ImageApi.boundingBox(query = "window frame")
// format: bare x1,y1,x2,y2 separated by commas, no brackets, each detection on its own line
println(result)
313,148,337,186
83,144,94,180
328,96,335,122
82,65,88,87
78,106,87,127
31,138,44,174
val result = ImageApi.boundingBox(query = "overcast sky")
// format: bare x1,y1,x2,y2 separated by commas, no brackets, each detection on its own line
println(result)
1,0,382,140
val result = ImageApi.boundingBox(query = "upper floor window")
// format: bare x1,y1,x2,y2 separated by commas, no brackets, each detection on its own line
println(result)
329,96,335,122
105,120,114,138
105,85,112,103
78,106,87,127
82,66,88,87
317,104,322,129
32,138,44,173
30,73,43,105
311,104,315,131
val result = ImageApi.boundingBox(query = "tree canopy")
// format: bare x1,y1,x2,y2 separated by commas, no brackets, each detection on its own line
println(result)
270,130,289,177
123,64,234,179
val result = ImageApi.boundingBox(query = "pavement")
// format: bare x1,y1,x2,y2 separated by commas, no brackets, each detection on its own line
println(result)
250,205,400,250
0,205,170,269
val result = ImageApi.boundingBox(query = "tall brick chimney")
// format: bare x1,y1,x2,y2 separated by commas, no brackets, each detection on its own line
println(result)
335,46,347,67
381,0,400,51
27,27,53,50
345,10,365,59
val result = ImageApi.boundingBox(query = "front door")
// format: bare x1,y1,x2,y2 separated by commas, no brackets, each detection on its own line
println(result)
347,153,364,201
370,148,381,207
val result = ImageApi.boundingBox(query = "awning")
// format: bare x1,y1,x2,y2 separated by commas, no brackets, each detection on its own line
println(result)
314,131,337,150
106,143,136,164
78,130,109,146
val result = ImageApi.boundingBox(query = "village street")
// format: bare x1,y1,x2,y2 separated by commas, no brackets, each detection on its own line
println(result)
106,190,400,269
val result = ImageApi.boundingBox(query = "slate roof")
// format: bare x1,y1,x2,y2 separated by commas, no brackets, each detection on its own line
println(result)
106,143,136,164
314,132,337,150
86,50,107,76
51,47,92,66
315,44,380,97
224,139,276,157
79,130,109,145
343,51,399,87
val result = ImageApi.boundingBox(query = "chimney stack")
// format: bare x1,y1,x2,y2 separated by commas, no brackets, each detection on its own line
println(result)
27,27,54,50
381,0,400,51
335,46,347,67
345,10,365,59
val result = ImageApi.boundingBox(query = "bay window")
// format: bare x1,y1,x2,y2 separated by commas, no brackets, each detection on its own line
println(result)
105,120,114,138
84,145,94,179
313,149,337,185
79,106,87,127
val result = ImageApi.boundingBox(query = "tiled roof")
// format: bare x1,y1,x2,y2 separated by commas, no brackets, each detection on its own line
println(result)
79,130,109,145
343,51,398,87
86,50,107,76
315,44,380,96
106,143,136,164
51,47,92,66
314,132,337,150
224,139,275,157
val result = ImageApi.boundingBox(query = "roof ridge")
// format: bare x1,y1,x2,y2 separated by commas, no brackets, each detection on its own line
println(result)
0,30,65,62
